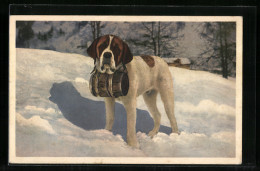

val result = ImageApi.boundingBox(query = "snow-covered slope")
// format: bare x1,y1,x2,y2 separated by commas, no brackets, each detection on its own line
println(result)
15,48,236,157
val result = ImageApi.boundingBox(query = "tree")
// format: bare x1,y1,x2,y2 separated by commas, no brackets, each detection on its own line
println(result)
16,21,35,48
37,26,54,42
76,21,88,31
197,22,236,78
127,22,185,57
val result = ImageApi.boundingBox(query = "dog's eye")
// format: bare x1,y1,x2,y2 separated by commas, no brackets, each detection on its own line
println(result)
98,43,108,55
113,44,120,54
100,43,107,50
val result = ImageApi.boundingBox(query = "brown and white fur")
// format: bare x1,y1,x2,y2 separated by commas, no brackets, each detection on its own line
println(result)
87,35,178,148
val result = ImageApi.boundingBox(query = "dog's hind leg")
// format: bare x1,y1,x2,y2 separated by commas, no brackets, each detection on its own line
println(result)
105,97,115,131
143,90,161,137
159,79,179,134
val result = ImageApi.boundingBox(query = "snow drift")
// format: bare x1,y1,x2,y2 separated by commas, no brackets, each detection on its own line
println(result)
15,48,236,157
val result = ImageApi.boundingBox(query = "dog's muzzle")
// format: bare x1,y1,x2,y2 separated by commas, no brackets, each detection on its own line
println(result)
101,63,116,72
101,52,116,72
103,52,112,59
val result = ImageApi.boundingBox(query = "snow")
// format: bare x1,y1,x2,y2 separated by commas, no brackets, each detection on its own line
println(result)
137,131,235,157
25,105,56,114
15,48,236,157
16,113,56,135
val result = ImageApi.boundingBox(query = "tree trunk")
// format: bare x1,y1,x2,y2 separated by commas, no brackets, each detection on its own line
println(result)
219,23,228,78
96,21,101,38
25,40,29,48
157,22,161,56
151,22,157,55
223,25,229,78
91,22,97,40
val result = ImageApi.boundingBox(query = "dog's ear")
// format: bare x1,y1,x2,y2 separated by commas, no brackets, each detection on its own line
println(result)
87,37,100,60
122,41,133,65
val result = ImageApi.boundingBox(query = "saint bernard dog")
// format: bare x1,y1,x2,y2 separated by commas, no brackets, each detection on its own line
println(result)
87,35,179,148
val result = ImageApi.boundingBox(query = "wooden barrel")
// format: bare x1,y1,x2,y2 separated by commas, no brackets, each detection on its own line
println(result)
89,71,129,98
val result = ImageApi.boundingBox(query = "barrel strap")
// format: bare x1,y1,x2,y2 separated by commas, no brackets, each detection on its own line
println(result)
90,63,127,74
116,63,127,74
105,74,111,97
90,66,97,74
122,63,127,73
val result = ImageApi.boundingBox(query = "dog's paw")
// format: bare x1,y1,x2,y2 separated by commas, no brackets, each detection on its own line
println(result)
172,130,180,135
105,125,113,131
148,130,158,138
105,127,112,131
127,137,140,148
129,142,140,149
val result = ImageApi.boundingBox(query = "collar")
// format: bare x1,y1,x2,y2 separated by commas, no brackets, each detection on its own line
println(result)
90,63,127,74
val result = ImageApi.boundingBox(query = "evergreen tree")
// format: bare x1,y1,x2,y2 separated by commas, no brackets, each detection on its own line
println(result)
36,25,55,42
16,21,35,48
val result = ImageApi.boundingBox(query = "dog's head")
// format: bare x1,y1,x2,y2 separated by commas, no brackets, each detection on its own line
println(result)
87,35,133,74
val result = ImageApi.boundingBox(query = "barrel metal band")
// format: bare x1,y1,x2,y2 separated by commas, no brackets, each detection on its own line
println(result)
94,72,100,96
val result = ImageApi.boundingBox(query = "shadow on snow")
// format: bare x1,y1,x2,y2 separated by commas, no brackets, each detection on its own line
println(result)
49,81,171,141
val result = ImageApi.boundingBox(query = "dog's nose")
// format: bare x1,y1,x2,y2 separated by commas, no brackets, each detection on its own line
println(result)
103,52,112,59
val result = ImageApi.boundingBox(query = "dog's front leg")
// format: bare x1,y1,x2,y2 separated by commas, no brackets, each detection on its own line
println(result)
105,97,115,131
123,99,139,148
